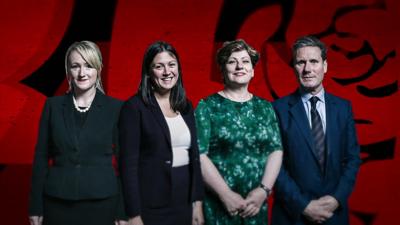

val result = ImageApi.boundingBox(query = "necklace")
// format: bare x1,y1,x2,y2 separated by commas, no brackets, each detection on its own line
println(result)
222,90,252,102
73,96,92,113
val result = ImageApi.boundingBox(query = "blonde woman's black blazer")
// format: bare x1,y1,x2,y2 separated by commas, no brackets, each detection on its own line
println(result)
119,94,204,218
29,91,123,216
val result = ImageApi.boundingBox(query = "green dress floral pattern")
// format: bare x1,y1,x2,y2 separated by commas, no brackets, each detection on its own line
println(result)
195,93,282,225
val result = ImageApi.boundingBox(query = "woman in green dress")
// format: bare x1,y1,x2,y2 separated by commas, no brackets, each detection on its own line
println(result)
195,39,283,225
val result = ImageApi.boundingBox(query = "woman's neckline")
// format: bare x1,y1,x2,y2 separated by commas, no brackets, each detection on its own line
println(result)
217,90,253,103
165,113,181,119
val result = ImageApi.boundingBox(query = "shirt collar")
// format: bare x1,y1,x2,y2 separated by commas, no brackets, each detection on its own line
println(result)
300,88,325,104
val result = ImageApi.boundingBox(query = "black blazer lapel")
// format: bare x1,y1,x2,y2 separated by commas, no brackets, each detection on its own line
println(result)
148,95,172,147
62,93,79,148
77,91,105,142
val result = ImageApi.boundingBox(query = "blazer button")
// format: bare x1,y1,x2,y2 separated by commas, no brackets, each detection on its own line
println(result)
75,164,81,168
165,160,171,164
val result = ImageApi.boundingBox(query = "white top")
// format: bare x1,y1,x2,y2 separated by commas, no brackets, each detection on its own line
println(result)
165,114,191,167
301,88,326,133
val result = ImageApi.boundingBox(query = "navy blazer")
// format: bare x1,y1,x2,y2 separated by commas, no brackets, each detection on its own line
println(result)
271,90,361,225
118,94,204,218
29,91,124,215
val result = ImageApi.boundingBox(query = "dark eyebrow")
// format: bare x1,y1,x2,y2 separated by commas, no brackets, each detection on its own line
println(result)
295,59,306,63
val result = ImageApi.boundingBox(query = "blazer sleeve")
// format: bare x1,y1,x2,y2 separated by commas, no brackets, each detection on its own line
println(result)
274,164,311,219
29,99,51,216
332,101,361,207
187,103,204,201
118,99,142,218
272,101,312,220
112,101,128,220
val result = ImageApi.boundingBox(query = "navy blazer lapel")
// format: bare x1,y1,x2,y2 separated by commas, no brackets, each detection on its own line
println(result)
148,95,172,147
62,93,79,148
288,91,318,160
324,92,338,166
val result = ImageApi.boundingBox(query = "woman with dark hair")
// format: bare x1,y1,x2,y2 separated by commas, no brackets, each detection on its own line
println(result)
119,41,204,225
195,39,283,225
28,41,126,225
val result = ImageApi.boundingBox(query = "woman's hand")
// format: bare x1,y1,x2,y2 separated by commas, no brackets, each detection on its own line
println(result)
115,220,129,225
29,216,43,225
192,201,204,225
128,216,144,225
219,190,246,216
240,187,267,218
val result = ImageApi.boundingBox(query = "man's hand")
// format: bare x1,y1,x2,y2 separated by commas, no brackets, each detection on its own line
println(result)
319,195,339,212
303,199,333,223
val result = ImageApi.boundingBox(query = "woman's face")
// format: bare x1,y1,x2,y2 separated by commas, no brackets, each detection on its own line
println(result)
151,51,179,93
67,50,98,93
224,50,254,86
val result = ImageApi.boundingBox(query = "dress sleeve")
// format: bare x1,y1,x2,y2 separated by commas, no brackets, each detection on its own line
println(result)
265,102,283,153
194,99,211,154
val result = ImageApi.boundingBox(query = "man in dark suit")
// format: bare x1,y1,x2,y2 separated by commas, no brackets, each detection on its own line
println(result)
271,36,361,225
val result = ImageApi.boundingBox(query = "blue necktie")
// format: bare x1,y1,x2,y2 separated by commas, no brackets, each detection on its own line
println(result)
310,96,325,171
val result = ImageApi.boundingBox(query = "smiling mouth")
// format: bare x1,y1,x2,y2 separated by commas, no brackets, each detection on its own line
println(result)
161,76,174,81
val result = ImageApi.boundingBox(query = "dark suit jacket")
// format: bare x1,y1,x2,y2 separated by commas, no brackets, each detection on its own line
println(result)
118,94,204,218
29,91,124,216
271,90,361,225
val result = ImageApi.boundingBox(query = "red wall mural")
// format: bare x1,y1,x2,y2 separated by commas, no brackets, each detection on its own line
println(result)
0,0,399,224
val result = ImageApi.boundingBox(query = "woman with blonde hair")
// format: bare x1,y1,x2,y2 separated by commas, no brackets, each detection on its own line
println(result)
29,41,126,225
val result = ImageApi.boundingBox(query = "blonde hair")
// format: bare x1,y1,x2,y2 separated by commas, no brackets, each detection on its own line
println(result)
65,40,105,93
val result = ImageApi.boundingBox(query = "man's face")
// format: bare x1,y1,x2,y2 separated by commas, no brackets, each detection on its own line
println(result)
293,46,327,95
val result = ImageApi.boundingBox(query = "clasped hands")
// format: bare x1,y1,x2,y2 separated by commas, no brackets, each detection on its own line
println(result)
220,187,267,218
303,195,339,224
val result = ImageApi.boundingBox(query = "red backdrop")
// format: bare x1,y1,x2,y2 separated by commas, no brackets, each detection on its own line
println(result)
0,0,399,224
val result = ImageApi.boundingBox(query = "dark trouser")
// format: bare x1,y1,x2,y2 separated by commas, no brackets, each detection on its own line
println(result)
43,194,118,225
142,165,192,225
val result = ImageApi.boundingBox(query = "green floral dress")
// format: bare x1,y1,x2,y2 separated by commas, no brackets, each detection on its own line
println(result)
195,93,282,225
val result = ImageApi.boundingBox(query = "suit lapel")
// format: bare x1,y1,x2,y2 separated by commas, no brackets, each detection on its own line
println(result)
288,92,314,150
78,91,104,141
324,93,338,170
62,93,79,148
148,95,172,147
288,91,320,163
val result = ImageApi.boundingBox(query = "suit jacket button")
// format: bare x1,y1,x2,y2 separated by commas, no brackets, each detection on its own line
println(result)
165,160,171,164
75,164,81,168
